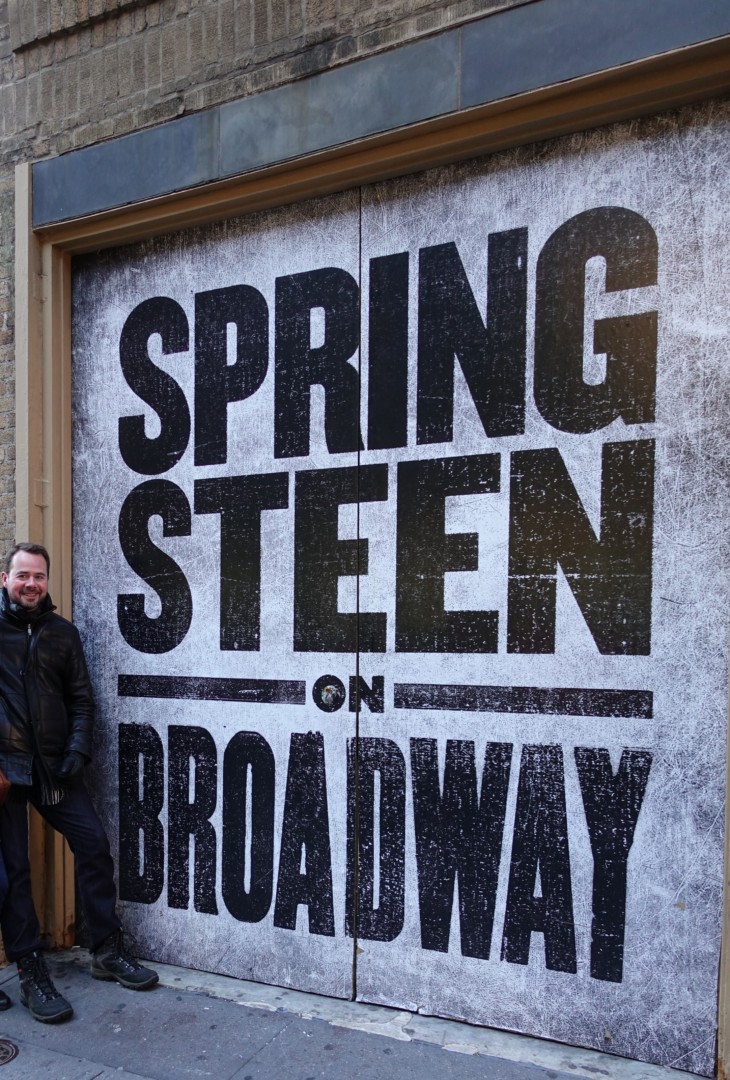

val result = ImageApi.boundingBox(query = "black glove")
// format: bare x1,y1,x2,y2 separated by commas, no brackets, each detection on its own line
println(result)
55,751,87,779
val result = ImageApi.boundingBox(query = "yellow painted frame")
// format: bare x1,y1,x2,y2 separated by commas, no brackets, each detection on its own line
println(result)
13,35,730,1069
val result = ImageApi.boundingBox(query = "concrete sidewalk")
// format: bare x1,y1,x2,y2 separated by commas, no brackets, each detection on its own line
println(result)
0,949,694,1080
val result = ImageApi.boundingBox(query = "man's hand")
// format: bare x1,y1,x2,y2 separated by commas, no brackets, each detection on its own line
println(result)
55,751,87,779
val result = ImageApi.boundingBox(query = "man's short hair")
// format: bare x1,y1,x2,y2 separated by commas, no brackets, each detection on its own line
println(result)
4,543,50,576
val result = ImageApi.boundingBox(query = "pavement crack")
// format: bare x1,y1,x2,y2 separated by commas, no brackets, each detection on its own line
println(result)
229,1011,300,1075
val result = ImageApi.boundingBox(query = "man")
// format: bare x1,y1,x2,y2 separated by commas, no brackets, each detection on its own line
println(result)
0,542,158,1023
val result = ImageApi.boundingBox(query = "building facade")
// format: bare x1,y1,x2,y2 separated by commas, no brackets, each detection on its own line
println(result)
2,1,730,1075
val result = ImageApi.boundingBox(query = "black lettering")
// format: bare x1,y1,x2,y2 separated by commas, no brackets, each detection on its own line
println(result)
508,440,655,654
417,231,527,444
167,725,218,914
274,268,362,458
501,745,577,973
534,207,657,433
349,675,385,713
118,723,164,904
575,746,653,982
118,296,190,475
396,454,500,652
346,738,406,942
195,285,269,466
273,733,335,935
367,253,409,450
195,472,289,650
117,479,193,654
294,465,387,652
223,732,276,924
411,739,511,959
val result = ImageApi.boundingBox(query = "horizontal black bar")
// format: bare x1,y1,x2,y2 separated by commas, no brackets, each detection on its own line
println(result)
394,684,652,719
118,675,306,706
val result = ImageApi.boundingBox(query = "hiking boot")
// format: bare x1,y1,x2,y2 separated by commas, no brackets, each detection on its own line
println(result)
91,931,159,990
17,951,73,1023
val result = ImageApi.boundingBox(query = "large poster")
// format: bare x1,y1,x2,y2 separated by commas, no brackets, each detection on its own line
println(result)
72,101,730,1074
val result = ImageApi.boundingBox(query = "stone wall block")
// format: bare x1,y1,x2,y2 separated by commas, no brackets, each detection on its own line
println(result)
219,0,235,65
252,0,269,45
117,36,135,99
160,21,176,88
144,29,161,95
50,0,64,36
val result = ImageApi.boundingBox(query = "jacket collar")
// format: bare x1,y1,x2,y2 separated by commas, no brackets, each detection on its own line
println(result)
0,588,55,627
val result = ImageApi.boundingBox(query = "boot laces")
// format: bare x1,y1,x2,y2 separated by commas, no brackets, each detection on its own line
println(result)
22,954,61,1002
107,931,142,972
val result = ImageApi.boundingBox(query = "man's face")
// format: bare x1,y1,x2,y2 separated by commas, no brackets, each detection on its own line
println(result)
2,551,49,611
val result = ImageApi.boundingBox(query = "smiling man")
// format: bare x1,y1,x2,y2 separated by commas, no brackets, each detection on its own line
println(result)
0,542,158,1023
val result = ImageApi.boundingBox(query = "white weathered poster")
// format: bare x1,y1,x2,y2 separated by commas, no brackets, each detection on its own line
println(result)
72,101,730,1074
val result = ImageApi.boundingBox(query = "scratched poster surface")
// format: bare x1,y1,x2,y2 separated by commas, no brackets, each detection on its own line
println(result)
72,101,730,1074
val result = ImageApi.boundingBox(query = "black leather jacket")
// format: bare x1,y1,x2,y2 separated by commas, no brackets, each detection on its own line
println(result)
0,589,94,785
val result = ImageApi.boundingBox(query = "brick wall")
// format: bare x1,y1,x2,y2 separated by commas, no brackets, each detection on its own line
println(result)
0,1,15,554
5,0,523,152
0,0,525,554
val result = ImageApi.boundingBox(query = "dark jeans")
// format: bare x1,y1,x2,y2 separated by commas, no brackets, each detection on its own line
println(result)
0,781,121,961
